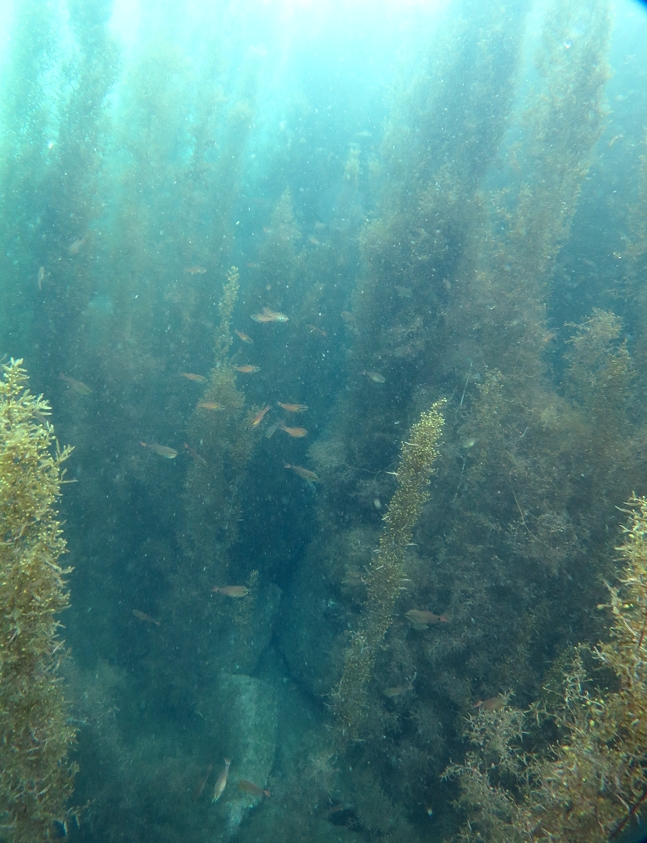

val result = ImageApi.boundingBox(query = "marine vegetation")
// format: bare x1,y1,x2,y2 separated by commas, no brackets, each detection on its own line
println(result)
0,360,76,842
183,266,253,584
332,401,445,740
1,0,646,839
154,265,259,697
446,494,647,843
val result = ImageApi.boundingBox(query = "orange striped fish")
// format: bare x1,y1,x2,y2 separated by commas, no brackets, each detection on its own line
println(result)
247,405,270,429
280,425,307,438
277,402,308,412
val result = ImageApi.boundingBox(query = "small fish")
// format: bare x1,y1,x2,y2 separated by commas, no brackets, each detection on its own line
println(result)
474,696,506,711
328,803,354,819
235,330,254,344
60,373,92,394
362,370,386,384
211,585,250,598
67,235,88,255
213,758,231,802
262,307,289,322
184,266,207,274
342,570,365,587
394,344,415,358
33,409,50,427
140,442,178,459
197,402,225,411
193,764,213,801
305,324,327,336
132,609,161,626
234,365,260,374
184,443,207,465
237,779,270,798
37,266,45,289
181,372,208,383
280,425,307,438
265,422,281,439
247,405,271,430
405,609,448,629
251,307,289,323
285,464,320,483
277,402,308,413
383,681,414,698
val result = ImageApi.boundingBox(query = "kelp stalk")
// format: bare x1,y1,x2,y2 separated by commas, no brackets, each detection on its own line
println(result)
447,494,647,843
0,360,76,842
333,401,445,740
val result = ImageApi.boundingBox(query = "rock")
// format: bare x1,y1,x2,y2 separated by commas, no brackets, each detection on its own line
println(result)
198,672,277,837
215,582,282,675
278,526,377,697
244,808,363,843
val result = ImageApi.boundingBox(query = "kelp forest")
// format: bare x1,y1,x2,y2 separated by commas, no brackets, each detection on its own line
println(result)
1,0,647,841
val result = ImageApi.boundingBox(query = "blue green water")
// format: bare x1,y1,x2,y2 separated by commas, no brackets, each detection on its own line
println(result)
2,0,647,840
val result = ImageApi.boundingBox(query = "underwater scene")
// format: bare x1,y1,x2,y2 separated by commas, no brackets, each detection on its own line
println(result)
3,0,647,840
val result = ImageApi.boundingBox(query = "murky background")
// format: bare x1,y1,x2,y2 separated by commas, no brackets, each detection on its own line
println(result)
1,0,647,840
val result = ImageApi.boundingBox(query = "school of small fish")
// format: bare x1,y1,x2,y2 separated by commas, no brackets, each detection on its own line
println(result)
50,270,424,815
49,292,384,504
192,759,272,808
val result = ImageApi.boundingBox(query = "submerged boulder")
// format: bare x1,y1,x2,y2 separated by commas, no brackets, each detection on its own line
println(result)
198,672,277,836
215,582,282,675
278,526,377,697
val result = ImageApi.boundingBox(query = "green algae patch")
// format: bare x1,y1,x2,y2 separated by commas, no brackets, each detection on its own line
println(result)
0,360,76,842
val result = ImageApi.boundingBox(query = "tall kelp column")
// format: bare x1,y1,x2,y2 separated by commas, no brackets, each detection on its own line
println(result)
278,0,531,833
332,403,446,739
0,361,76,842
446,495,647,843
0,0,62,352
0,3,264,838
0,0,118,366
56,22,266,839
0,0,120,662
277,0,645,837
